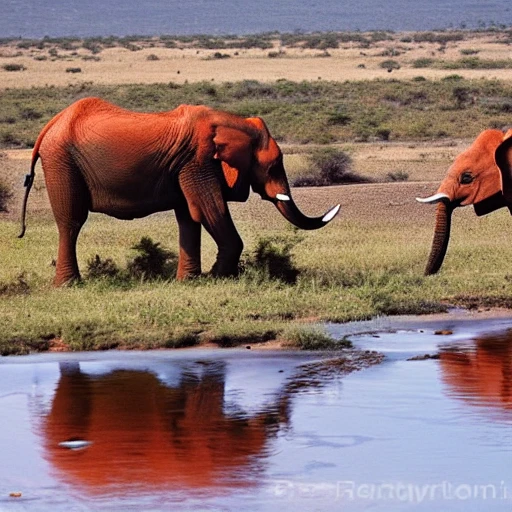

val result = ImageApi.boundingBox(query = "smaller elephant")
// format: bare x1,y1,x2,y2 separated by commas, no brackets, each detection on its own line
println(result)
18,98,340,285
417,129,512,275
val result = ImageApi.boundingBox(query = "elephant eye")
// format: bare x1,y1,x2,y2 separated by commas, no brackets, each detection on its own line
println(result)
460,172,474,184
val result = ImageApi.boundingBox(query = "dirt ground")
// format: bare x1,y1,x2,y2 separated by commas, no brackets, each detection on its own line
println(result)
0,146,452,228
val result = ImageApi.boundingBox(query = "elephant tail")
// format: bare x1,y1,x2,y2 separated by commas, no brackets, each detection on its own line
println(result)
18,150,39,238
18,108,66,238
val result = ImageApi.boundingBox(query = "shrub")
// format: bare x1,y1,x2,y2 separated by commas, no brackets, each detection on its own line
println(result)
1,131,23,146
65,67,82,73
82,40,102,54
453,87,472,108
380,60,401,71
268,51,286,58
460,49,479,55
412,58,435,68
442,74,464,81
280,326,341,350
85,255,120,279
294,148,371,187
244,234,301,284
0,177,11,211
146,54,160,61
20,108,43,120
211,52,230,59
386,171,409,182
126,236,178,280
2,63,25,72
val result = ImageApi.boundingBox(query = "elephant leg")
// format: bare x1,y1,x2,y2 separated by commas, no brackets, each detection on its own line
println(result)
174,204,202,279
44,162,89,286
201,207,243,278
179,168,243,277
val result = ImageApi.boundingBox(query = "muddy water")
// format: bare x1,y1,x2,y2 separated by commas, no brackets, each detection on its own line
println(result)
2,317,512,511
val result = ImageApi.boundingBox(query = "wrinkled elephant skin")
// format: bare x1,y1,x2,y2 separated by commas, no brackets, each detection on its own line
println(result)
19,97,340,286
416,129,512,275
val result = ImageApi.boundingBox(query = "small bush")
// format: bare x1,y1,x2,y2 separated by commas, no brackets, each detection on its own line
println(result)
210,52,230,59
0,177,11,211
20,108,43,120
280,326,346,350
460,49,479,55
2,63,25,72
453,87,472,108
380,60,401,71
146,54,160,61
244,234,301,284
294,148,371,187
85,255,120,279
412,58,435,68
127,236,178,280
65,67,82,73
386,171,409,182
1,131,23,146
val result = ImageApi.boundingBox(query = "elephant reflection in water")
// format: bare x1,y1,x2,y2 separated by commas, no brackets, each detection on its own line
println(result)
440,331,512,415
41,361,290,491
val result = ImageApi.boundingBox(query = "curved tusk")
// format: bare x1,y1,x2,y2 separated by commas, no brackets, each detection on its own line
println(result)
322,204,341,223
416,193,450,204
276,193,290,201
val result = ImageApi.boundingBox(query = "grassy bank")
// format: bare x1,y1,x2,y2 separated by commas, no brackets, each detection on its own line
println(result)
1,30,512,354
2,182,512,355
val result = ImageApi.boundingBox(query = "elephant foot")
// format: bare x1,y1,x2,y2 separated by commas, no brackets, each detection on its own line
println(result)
210,261,240,279
53,273,81,287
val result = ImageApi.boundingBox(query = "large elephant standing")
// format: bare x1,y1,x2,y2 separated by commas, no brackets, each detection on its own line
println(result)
19,97,340,286
416,129,512,275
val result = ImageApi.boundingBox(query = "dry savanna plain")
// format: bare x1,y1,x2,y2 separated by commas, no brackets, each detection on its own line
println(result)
0,29,512,354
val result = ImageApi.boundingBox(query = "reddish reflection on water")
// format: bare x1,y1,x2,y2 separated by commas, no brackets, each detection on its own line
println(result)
440,329,512,416
41,360,288,494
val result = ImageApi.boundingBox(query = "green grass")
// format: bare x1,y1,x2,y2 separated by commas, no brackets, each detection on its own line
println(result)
1,78,512,147
2,201,512,355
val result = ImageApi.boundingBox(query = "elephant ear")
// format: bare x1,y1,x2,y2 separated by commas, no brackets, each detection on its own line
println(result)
213,124,254,201
496,130,512,206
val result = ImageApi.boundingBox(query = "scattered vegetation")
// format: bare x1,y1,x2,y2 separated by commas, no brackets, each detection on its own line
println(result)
294,148,371,186
1,77,511,148
86,237,178,282
413,57,512,70
1,29,512,354
1,200,512,353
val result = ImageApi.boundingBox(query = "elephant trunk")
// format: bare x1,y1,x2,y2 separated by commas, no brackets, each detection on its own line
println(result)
274,195,340,230
425,201,453,276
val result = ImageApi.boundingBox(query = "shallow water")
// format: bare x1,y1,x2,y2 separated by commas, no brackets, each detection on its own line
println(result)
2,316,512,511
